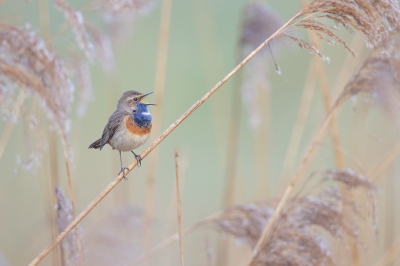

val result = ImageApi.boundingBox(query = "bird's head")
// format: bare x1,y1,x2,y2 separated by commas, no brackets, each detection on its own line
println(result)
118,90,155,126
118,90,155,109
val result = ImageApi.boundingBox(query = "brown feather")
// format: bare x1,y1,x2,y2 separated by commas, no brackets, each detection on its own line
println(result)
125,116,152,136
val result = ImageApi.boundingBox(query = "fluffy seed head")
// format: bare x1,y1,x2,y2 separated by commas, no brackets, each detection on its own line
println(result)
215,168,378,265
0,24,74,166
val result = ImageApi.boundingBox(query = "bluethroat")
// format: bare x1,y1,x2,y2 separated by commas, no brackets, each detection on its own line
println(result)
89,90,155,179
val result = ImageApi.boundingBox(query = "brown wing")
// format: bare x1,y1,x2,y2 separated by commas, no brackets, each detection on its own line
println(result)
99,111,127,150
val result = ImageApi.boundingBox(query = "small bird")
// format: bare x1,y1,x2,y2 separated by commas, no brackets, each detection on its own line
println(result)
89,90,155,179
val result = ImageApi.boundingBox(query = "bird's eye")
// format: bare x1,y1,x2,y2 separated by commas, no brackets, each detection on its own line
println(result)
133,97,138,101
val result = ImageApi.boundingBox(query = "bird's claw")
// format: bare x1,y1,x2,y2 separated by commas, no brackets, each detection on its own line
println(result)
118,167,129,180
131,151,142,166
135,154,142,167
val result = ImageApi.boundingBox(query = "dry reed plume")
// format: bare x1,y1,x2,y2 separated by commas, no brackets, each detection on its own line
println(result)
216,168,378,266
239,1,283,128
240,1,283,54
344,29,400,125
282,0,400,59
55,187,85,266
0,24,74,164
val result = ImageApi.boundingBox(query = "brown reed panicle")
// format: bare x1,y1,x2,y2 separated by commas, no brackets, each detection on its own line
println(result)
215,168,378,266
85,206,144,265
239,2,283,128
344,30,400,125
54,0,94,61
0,24,74,147
55,187,85,266
280,0,400,62
240,2,283,54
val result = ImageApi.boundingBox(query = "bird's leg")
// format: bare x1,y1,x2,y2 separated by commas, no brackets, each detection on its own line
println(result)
118,150,129,180
131,151,142,166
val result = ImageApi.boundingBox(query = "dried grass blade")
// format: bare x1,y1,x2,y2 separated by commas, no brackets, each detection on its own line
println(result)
144,0,172,252
175,148,184,266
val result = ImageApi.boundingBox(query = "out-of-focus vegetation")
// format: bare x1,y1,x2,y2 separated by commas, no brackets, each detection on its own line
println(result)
1,0,400,265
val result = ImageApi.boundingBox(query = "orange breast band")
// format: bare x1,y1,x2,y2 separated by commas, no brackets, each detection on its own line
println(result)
125,116,152,136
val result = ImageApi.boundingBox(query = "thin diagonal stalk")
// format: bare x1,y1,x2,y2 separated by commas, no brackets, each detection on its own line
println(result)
28,13,301,265
247,91,348,265
163,152,188,266
48,132,61,266
39,0,62,264
223,69,243,208
216,44,244,266
174,148,184,266
60,137,84,266
144,0,173,251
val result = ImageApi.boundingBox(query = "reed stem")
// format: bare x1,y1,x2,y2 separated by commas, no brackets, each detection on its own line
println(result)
174,148,184,266
144,0,173,251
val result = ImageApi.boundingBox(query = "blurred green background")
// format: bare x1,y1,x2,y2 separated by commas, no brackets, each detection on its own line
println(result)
1,0,399,265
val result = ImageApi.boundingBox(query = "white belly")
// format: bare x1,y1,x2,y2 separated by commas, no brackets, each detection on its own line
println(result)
109,126,150,152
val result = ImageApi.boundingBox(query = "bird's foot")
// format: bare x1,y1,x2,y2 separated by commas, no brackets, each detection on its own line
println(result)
118,167,129,180
135,154,142,166
131,151,142,167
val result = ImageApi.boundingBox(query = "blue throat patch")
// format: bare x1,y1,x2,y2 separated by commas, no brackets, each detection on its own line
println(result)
133,103,152,128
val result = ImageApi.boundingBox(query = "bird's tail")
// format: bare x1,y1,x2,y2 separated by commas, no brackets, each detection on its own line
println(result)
88,139,102,149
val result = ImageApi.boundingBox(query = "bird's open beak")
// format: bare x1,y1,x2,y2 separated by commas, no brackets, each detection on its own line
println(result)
139,92,156,106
